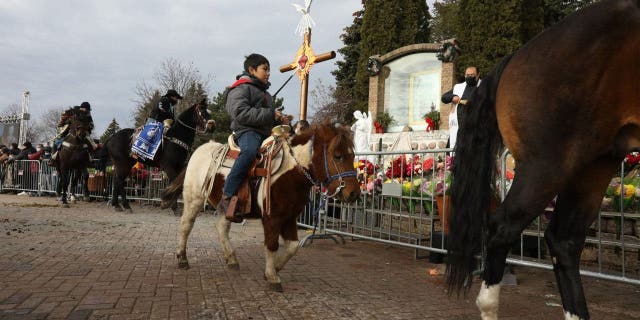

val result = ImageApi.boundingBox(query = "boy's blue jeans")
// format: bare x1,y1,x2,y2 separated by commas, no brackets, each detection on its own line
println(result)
223,131,266,197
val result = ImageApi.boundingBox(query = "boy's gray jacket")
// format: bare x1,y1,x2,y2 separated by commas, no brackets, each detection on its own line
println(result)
225,76,275,138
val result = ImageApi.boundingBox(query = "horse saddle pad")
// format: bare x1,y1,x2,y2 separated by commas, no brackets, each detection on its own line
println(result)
222,134,284,178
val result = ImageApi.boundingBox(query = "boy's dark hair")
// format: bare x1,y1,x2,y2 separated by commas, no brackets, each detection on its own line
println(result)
244,53,270,73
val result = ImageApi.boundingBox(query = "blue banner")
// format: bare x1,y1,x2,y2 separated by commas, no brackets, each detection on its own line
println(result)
131,121,163,161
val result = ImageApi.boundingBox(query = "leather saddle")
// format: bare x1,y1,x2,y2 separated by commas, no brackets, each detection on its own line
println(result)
221,134,285,216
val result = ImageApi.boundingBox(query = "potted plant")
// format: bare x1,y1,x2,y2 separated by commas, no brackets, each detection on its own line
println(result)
375,112,396,133
423,103,441,132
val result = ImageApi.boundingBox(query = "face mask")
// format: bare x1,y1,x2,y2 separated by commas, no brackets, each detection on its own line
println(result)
465,76,477,86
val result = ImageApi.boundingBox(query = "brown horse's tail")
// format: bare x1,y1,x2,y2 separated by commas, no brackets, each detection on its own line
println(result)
446,55,512,295
160,168,186,209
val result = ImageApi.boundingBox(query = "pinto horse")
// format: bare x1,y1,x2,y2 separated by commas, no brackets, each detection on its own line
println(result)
56,116,92,207
103,102,212,213
447,1,640,319
162,123,360,291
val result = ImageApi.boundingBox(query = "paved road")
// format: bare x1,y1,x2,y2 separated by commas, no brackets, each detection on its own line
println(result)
0,195,639,319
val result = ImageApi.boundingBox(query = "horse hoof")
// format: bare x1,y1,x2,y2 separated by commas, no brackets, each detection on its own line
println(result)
125,208,133,213
227,263,240,270
62,203,70,208
177,261,190,269
113,206,123,212
268,282,283,292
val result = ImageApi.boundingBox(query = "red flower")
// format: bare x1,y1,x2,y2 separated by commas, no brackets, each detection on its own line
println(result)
422,158,435,172
625,152,640,167
358,159,375,174
386,156,407,178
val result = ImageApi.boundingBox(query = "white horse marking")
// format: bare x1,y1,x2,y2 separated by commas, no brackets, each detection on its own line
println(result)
476,281,500,320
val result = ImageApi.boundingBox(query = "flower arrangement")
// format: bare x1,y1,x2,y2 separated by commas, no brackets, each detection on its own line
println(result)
375,112,396,133
423,104,441,132
424,156,453,196
602,165,640,212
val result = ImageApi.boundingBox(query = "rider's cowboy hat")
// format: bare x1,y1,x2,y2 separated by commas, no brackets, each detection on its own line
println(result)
164,89,183,100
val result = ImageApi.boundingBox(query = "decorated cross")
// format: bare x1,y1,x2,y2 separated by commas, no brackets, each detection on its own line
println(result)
279,0,335,121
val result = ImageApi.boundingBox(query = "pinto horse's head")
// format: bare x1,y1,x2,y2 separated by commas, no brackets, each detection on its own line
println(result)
310,123,361,203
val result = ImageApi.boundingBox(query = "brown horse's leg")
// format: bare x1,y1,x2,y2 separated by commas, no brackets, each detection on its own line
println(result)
544,160,617,320
263,219,283,291
273,218,300,272
214,214,238,269
59,170,70,207
478,163,560,320
112,165,130,212
164,167,181,215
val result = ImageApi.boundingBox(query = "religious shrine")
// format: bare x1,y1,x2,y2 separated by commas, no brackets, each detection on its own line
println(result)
366,42,458,151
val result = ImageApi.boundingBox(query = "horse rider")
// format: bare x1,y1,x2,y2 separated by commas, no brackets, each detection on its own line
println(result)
131,89,183,160
49,102,97,166
151,89,183,131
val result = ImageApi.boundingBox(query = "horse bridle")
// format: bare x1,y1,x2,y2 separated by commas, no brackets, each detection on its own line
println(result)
166,104,209,153
174,103,208,134
285,133,357,199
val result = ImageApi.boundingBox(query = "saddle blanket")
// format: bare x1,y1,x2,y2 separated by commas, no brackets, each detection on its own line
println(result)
131,120,163,161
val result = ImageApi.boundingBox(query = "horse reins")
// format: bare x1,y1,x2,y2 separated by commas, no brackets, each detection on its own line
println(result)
165,104,208,153
174,104,208,135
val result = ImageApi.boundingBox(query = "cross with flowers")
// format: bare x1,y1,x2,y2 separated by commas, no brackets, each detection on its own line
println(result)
279,0,335,121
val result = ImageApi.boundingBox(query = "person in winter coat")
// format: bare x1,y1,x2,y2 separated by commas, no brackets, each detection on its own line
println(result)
218,53,287,222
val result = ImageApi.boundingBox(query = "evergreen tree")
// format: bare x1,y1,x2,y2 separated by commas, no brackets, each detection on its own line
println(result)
543,0,596,27
100,118,121,143
208,92,232,144
453,0,595,79
455,0,544,79
332,9,364,107
353,0,431,113
430,0,460,42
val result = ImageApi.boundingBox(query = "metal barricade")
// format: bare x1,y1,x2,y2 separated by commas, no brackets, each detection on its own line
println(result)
1,160,171,205
0,160,41,194
302,149,640,286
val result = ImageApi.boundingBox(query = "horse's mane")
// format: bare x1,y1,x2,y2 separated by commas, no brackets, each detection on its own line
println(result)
290,122,354,150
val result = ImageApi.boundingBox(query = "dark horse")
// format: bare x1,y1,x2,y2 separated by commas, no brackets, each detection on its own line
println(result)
56,115,92,207
162,123,361,291
104,102,212,213
447,1,640,319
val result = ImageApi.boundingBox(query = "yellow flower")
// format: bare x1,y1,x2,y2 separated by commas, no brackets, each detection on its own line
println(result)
615,184,636,198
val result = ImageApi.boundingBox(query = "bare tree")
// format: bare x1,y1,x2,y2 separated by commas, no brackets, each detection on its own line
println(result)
34,108,63,143
133,57,213,124
310,79,353,125
1,103,21,116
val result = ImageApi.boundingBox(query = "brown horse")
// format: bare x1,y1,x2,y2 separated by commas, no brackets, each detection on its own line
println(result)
162,123,360,291
103,102,212,213
447,1,640,319
56,115,92,207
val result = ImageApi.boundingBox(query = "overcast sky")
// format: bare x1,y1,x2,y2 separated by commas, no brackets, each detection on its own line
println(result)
0,0,367,135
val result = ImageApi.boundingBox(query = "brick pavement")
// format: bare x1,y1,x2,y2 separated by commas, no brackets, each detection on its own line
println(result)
0,194,639,319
